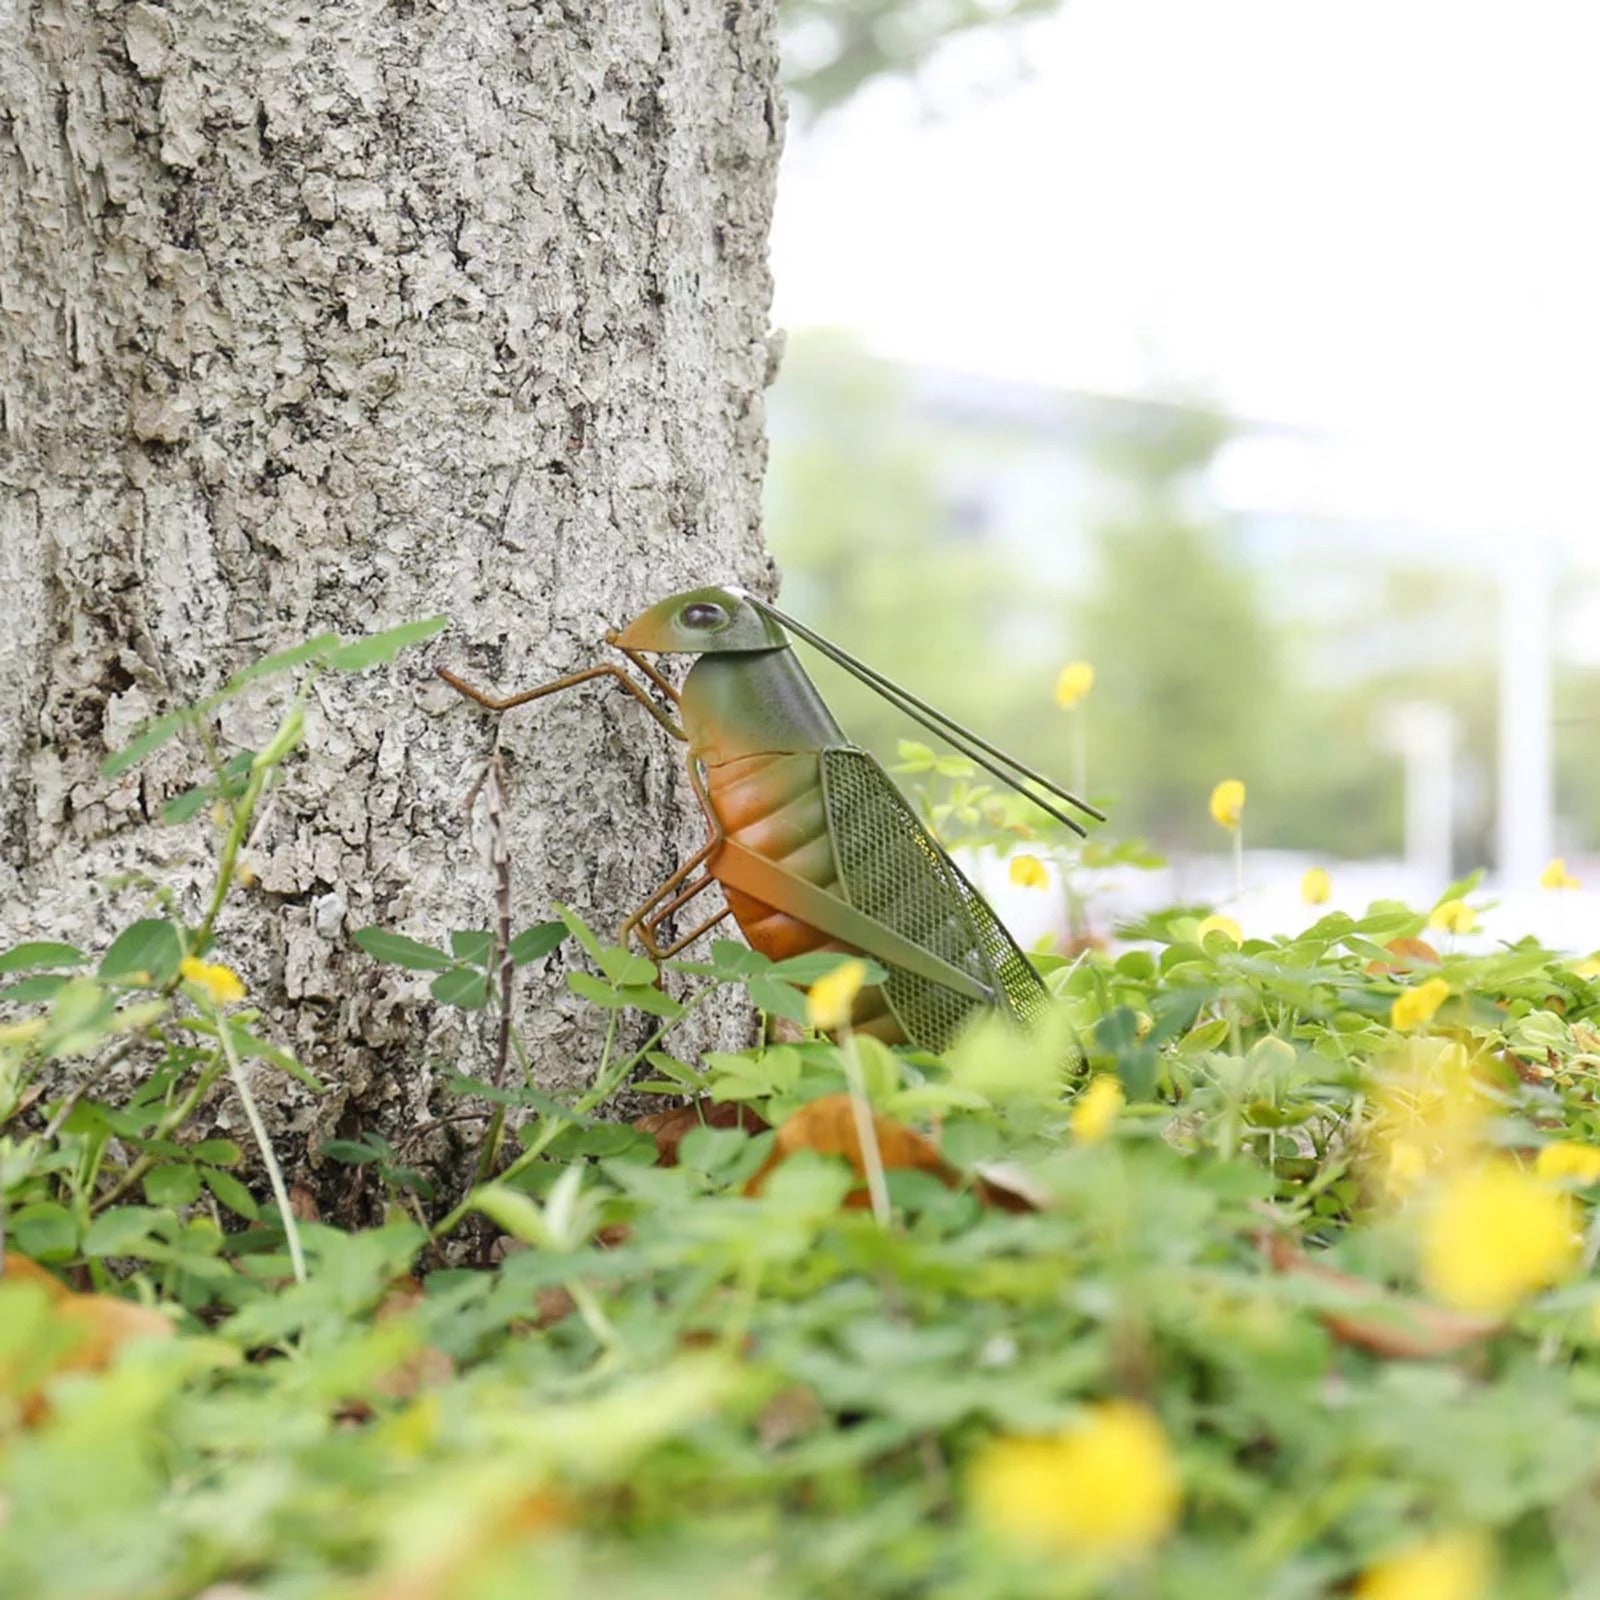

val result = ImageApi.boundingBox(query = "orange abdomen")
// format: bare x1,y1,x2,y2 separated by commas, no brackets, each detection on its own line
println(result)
704,751,900,1041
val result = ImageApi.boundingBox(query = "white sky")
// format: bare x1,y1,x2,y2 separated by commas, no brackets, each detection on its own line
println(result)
771,0,1600,543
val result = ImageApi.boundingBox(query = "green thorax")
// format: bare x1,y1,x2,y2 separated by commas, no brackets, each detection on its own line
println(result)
680,649,846,767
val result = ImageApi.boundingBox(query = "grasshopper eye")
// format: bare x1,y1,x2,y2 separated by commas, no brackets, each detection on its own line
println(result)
681,601,729,630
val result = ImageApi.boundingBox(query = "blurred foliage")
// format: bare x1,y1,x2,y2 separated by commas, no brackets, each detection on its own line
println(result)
12,632,1600,1596
765,330,1048,771
1075,414,1281,852
781,0,1063,116
14,818,1600,1593
765,330,1591,874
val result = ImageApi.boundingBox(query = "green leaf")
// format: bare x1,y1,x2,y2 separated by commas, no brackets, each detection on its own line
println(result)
706,939,770,978
0,974,68,1005
597,946,657,987
251,703,306,771
704,1047,801,1094
769,952,888,987
102,710,190,778
201,1167,259,1219
190,1139,243,1167
1434,868,1486,909
351,928,456,972
644,1051,704,1089
320,1139,383,1165
566,971,682,1019
893,739,937,771
851,1033,901,1100
444,1075,576,1119
678,1125,761,1177
555,904,607,965
224,632,342,688
161,785,216,825
8,1202,78,1261
470,1184,554,1249
617,984,685,1021
83,1206,176,1259
568,971,626,1008
39,977,117,1057
222,1021,324,1090
450,930,496,967
431,967,492,1009
99,919,184,984
747,976,811,1022
325,615,450,671
509,923,567,965
144,1163,203,1207
0,941,87,974
945,1007,1071,1102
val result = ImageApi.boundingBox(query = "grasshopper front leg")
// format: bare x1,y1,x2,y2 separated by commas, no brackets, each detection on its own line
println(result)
435,659,686,741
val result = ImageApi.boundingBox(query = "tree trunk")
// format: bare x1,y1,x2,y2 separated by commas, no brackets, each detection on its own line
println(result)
0,0,784,1202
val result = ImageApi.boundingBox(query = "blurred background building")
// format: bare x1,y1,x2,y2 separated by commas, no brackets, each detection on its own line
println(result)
762,0,1600,949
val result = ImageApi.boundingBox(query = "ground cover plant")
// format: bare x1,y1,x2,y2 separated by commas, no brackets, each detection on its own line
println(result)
4,632,1600,1599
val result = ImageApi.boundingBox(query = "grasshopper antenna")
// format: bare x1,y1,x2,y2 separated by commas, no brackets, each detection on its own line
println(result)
744,596,1106,834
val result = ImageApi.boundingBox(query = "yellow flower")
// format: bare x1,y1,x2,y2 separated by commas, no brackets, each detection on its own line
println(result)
1009,854,1050,890
1535,1141,1600,1186
1421,1159,1580,1312
968,1400,1180,1559
1208,779,1246,831
807,959,867,1032
1390,977,1450,1032
1301,866,1331,905
1355,1530,1491,1600
1195,913,1241,947
1384,1137,1429,1200
1071,1075,1124,1143
1541,857,1581,890
1575,954,1600,981
1428,899,1477,935
1366,1038,1485,1197
178,956,247,1007
1053,661,1096,710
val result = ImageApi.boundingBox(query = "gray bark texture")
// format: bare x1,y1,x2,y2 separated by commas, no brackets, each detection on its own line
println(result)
0,0,784,1207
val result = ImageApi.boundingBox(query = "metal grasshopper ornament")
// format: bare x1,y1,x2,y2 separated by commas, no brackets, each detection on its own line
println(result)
437,587,1104,1054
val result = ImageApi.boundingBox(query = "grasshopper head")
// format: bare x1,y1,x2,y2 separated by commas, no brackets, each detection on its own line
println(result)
608,586,789,655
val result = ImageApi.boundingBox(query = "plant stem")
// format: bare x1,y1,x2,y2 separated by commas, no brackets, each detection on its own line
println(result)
432,996,709,1241
218,1016,307,1284
92,1053,227,1213
192,679,312,955
839,1030,890,1225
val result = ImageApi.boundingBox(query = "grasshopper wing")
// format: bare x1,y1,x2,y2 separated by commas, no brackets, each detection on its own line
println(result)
819,747,1050,1053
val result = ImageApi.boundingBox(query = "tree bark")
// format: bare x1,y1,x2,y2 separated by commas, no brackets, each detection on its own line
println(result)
0,0,784,1200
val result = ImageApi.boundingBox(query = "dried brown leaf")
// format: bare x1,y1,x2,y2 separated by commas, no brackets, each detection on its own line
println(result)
1,1254,173,1426
741,1092,1025,1212
635,1101,769,1167
1364,936,1441,976
1264,1232,1502,1358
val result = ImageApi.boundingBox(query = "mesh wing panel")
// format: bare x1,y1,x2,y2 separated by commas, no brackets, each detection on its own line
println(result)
821,748,1049,1053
